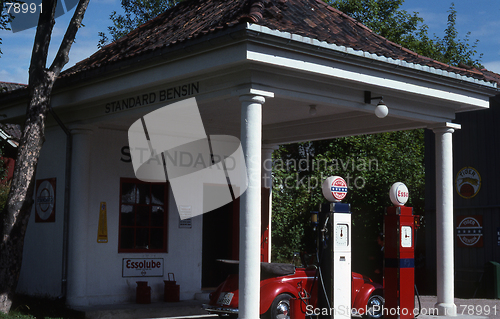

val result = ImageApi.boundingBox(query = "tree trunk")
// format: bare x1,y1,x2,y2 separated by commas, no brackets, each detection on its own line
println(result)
0,0,89,312
0,75,54,314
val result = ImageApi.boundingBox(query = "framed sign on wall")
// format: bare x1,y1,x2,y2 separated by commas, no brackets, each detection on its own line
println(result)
35,178,56,223
456,216,483,248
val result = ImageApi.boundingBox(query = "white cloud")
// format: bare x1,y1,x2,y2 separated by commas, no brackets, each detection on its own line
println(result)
0,65,29,84
65,40,99,69
483,61,500,75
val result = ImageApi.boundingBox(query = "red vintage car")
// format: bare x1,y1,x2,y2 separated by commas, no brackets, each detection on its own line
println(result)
203,261,384,319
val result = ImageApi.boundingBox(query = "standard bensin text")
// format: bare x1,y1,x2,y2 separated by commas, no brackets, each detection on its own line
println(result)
105,82,200,114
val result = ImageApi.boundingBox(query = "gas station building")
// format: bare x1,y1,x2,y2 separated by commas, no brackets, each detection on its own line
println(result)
1,0,499,315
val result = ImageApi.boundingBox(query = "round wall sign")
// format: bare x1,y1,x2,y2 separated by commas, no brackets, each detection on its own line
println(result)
322,176,347,202
389,182,409,206
35,179,55,221
456,216,483,247
456,167,481,199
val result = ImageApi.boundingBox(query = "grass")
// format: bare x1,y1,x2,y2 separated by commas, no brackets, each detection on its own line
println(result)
0,295,84,319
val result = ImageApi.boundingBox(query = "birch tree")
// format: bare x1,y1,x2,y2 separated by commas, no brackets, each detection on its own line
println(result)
0,0,90,313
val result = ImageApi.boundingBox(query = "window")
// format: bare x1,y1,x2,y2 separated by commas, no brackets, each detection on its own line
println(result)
119,178,168,253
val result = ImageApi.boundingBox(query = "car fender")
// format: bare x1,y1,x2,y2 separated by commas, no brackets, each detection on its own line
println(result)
259,280,298,314
352,282,383,313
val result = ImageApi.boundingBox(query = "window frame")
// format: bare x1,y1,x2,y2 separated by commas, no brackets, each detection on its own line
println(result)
118,177,169,253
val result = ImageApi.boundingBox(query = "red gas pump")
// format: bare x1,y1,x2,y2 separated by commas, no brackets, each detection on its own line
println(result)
384,182,415,319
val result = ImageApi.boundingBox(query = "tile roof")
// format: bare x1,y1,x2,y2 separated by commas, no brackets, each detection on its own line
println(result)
31,0,500,86
480,68,500,85
0,82,28,94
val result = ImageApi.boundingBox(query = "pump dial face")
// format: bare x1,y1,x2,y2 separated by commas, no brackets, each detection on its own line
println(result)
401,226,412,248
335,224,349,246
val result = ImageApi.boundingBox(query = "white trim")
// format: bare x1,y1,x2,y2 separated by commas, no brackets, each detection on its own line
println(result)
428,122,462,131
246,50,490,109
246,23,497,89
0,129,18,148
232,88,275,98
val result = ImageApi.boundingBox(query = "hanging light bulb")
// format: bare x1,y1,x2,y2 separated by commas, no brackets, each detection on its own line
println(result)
309,105,317,116
365,91,389,118
374,100,388,118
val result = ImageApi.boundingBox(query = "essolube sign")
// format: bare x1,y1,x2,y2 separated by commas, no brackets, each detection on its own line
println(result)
122,258,164,277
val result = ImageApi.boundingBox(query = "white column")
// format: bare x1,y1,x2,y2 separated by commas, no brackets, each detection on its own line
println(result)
433,122,460,316
238,90,273,319
262,145,278,262
66,126,93,307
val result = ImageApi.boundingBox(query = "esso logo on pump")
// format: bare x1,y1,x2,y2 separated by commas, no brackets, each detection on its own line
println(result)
389,182,409,206
322,176,347,202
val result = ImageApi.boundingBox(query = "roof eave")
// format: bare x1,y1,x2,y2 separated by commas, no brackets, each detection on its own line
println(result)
0,23,250,106
245,23,498,92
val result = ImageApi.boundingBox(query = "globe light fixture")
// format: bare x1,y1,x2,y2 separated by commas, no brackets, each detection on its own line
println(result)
375,100,388,118
309,104,317,116
364,91,388,118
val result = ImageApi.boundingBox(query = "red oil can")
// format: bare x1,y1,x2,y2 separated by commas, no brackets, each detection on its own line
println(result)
164,273,180,302
136,281,151,304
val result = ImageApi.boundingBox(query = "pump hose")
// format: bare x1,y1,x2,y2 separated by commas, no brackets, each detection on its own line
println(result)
301,249,332,318
314,249,332,311
414,284,421,317
303,217,332,315
301,215,333,318
317,263,332,310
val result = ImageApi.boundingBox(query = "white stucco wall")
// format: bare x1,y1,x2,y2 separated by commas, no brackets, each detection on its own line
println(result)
81,127,203,305
18,125,203,305
17,127,67,297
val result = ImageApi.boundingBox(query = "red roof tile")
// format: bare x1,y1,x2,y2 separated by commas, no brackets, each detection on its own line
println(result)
56,0,500,86
0,82,27,94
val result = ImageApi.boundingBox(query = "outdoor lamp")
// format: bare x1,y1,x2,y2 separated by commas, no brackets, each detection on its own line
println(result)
309,104,317,116
374,100,388,118
364,91,388,118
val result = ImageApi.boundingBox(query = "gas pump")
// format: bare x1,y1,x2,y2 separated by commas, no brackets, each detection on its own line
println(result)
384,182,415,319
318,176,352,319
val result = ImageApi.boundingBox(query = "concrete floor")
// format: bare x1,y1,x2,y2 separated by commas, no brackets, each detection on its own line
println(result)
73,295,500,319
72,299,208,319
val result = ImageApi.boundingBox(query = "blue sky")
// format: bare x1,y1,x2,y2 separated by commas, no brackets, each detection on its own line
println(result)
1,0,499,85
401,0,500,72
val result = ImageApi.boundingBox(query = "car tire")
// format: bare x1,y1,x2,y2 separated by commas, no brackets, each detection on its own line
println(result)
363,293,384,319
267,293,293,319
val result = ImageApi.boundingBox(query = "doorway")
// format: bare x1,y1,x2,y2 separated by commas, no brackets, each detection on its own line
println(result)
201,187,270,288
201,195,239,288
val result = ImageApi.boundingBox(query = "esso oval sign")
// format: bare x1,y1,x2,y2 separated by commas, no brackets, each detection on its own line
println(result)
322,176,348,202
389,182,409,206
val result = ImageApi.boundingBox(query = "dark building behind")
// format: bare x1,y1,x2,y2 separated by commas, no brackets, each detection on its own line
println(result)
425,96,500,297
